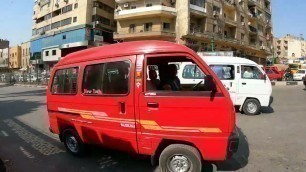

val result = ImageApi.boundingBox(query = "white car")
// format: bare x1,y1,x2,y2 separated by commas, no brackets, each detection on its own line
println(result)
293,69,306,81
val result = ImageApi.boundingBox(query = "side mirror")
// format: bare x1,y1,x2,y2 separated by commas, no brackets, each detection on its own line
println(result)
261,74,267,80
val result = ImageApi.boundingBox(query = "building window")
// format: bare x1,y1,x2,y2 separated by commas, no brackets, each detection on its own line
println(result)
190,0,206,7
45,51,49,56
82,61,130,95
241,16,245,23
51,21,61,29
74,3,78,9
61,17,72,26
51,67,78,94
62,4,73,14
73,17,77,23
163,23,171,31
93,1,114,14
62,35,66,39
146,4,152,7
144,23,152,32
241,33,245,41
92,15,111,26
129,24,136,33
52,50,57,55
131,6,136,9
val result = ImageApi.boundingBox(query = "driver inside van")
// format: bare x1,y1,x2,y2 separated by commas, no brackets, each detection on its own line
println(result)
243,67,254,79
160,64,181,91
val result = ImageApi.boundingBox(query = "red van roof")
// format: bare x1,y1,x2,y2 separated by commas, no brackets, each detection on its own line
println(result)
57,41,194,66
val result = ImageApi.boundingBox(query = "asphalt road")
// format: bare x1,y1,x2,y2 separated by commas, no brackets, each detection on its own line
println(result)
0,84,305,172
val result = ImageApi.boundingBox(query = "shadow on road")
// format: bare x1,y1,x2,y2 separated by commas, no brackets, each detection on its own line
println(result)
208,128,249,172
0,99,44,119
0,158,6,172
261,107,274,114
0,89,46,98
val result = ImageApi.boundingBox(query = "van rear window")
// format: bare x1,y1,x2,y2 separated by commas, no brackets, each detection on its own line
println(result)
210,65,235,80
82,61,130,95
51,67,78,94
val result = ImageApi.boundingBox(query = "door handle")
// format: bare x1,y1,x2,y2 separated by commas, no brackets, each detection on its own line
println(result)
119,102,125,114
242,82,246,85
147,102,159,108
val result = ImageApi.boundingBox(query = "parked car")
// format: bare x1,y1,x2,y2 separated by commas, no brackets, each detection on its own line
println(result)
293,69,306,81
264,68,280,81
27,75,38,82
200,56,273,116
47,41,239,170
265,66,283,81
303,74,306,88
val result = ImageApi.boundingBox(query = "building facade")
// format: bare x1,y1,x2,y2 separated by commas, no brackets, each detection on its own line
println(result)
274,34,306,60
115,0,273,64
9,46,22,70
31,0,116,71
21,42,31,71
0,39,10,72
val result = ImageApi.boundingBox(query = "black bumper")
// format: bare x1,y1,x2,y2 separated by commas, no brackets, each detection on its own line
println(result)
227,128,239,159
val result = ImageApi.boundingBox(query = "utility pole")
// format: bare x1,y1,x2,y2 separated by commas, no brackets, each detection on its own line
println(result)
211,35,215,52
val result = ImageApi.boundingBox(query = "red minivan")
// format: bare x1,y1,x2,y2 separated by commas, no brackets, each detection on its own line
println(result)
47,41,238,172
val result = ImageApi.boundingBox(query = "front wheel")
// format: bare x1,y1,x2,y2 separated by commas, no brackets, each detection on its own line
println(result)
62,129,86,157
243,99,261,116
159,144,202,172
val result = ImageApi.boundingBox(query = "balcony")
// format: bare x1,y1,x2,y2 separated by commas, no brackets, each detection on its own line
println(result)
114,30,176,40
249,26,258,34
190,4,207,16
248,0,257,6
224,18,237,27
223,0,236,9
115,5,176,20
115,0,139,2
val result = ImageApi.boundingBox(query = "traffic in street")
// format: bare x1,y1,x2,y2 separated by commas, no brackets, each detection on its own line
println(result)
0,83,305,172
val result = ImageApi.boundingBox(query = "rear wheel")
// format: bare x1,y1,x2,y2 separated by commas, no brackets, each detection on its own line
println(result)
159,144,202,172
243,99,261,116
62,129,86,157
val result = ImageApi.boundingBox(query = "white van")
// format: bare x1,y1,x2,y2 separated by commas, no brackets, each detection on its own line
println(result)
176,57,272,115
203,56,272,115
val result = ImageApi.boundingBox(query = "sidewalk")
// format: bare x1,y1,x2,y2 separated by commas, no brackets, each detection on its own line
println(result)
0,158,6,172
272,81,303,86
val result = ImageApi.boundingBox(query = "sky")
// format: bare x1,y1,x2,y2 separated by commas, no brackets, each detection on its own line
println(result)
1,0,306,46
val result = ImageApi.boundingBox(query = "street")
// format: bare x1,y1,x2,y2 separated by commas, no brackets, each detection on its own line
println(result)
0,84,306,172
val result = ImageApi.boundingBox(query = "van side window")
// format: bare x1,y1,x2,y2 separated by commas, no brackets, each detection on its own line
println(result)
146,56,216,92
241,65,263,79
82,61,130,95
210,65,235,80
51,67,78,94
183,65,205,79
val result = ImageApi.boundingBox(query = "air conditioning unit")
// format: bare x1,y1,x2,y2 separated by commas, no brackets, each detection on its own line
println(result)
64,0,68,3
95,21,100,25
241,22,245,26
213,11,219,16
55,3,59,7
124,3,129,8
261,46,266,50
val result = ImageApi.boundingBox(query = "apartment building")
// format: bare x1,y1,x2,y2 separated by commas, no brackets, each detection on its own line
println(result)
114,0,273,64
0,39,10,72
274,34,306,60
21,41,31,71
9,46,22,70
31,0,115,71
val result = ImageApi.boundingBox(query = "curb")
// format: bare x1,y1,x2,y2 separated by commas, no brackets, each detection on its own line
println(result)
13,84,47,89
272,81,303,86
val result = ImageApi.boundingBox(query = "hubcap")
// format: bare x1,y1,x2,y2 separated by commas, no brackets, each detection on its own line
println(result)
247,102,257,114
168,155,191,172
66,136,78,153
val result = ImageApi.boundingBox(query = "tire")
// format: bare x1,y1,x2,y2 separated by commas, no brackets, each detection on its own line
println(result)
62,129,86,157
243,99,261,116
159,144,202,172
